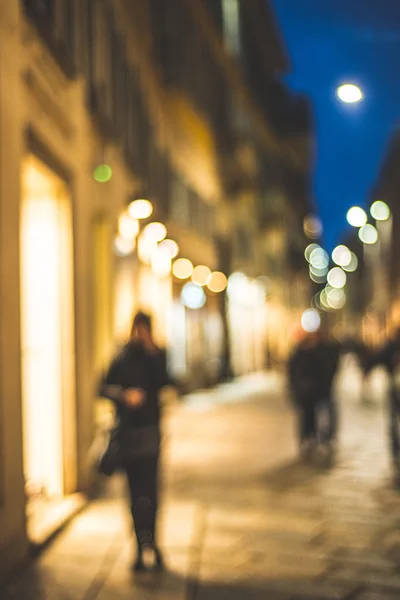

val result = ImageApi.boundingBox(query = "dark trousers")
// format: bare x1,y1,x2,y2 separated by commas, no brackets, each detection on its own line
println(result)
319,394,337,443
298,403,317,443
297,393,337,445
124,455,160,551
389,388,400,458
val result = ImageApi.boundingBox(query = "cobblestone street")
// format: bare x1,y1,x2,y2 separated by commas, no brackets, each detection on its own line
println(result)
3,365,400,600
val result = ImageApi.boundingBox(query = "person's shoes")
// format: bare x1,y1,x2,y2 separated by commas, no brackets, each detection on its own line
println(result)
154,546,165,572
133,544,164,573
300,440,315,460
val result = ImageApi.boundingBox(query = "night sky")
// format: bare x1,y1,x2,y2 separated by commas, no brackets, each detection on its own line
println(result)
272,0,400,251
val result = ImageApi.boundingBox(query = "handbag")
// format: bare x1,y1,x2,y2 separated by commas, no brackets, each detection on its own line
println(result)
98,426,123,477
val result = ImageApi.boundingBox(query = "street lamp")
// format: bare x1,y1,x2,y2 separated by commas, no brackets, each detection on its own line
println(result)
347,206,368,228
337,83,363,104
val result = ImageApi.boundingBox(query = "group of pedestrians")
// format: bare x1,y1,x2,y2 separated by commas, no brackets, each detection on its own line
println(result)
288,325,400,468
97,308,400,574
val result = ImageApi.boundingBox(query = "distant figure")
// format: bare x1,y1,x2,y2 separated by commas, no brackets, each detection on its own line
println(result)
288,330,341,458
101,312,171,572
365,327,400,469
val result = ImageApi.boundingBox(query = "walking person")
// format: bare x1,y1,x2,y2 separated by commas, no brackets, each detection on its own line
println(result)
317,331,341,449
365,327,400,470
101,312,171,572
288,332,322,458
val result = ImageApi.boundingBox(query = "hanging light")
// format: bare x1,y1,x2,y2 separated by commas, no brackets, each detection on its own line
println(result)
113,236,136,257
192,265,212,287
151,250,171,278
118,213,139,240
93,164,112,183
158,239,179,259
172,258,193,280
142,222,167,243
207,272,228,293
128,199,153,220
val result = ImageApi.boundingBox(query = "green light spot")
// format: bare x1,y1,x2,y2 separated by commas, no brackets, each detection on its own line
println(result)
93,164,112,183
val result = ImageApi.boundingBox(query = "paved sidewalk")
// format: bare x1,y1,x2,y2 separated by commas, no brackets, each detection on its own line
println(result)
3,368,400,600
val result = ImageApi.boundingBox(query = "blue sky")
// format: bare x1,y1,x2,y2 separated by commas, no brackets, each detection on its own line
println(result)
272,0,400,250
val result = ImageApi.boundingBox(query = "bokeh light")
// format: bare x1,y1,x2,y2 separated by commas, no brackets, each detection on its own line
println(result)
332,245,351,268
181,282,206,310
327,288,346,310
128,199,153,220
151,250,171,278
343,252,358,273
370,200,390,221
118,213,139,240
192,265,212,287
359,224,378,245
158,239,179,259
347,206,367,228
142,222,167,243
305,243,320,262
207,271,228,293
113,236,136,257
138,235,157,264
327,267,347,289
172,258,193,280
227,272,249,303
337,83,363,103
310,247,329,270
304,215,323,240
93,164,112,183
301,309,321,333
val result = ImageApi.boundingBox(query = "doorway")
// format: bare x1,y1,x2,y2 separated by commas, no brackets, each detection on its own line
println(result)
20,155,77,542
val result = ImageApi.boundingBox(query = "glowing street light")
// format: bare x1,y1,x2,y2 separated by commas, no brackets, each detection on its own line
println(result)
301,309,321,333
128,199,153,220
347,206,367,228
370,200,390,222
342,252,358,273
327,267,347,289
337,83,363,104
359,224,378,245
332,245,352,268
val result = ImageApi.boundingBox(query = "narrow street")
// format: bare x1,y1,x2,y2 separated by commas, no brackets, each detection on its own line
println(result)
3,365,400,600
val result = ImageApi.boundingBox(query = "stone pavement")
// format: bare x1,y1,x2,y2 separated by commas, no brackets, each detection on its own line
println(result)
3,366,400,600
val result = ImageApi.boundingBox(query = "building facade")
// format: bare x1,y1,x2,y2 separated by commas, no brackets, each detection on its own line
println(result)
0,0,313,580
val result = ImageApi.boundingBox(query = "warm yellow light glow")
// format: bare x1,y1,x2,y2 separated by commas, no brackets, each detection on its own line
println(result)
332,245,351,268
21,157,76,502
304,215,323,239
113,235,136,257
327,267,347,289
192,265,212,287
151,250,171,278
118,213,139,240
138,235,157,264
343,252,358,273
337,84,363,103
347,206,367,228
158,239,179,259
172,258,193,280
142,222,167,243
370,200,390,221
359,223,378,245
207,271,228,293
128,199,153,220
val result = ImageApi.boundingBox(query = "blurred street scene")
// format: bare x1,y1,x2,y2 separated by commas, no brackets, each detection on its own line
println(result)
4,366,400,600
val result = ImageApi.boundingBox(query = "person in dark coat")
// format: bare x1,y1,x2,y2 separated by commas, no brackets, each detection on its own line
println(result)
101,312,171,572
288,332,323,455
288,330,341,456
365,327,400,468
